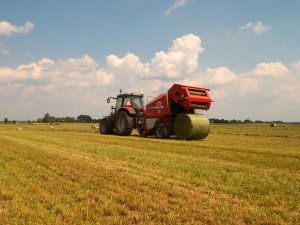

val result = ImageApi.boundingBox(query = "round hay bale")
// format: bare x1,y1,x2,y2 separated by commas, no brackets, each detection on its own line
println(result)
174,113,210,140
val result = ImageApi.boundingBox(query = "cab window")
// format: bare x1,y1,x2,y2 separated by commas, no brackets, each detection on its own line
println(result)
116,97,123,110
132,96,143,109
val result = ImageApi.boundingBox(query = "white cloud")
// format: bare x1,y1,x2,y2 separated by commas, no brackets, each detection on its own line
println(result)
106,53,149,77
94,69,116,86
204,67,237,85
106,34,203,79
251,62,289,78
165,0,188,16
0,54,117,119
0,21,34,36
0,54,115,93
234,62,290,96
62,54,98,71
238,21,271,35
291,61,300,73
150,34,203,78
0,34,300,121
173,59,299,121
38,58,55,68
16,63,42,80
0,67,14,80
237,76,261,96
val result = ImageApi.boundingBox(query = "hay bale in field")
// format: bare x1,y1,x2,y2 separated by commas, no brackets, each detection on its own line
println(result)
271,123,277,127
174,113,210,140
17,127,23,130
91,125,100,129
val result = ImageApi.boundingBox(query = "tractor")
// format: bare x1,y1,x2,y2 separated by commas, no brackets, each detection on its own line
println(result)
100,91,145,136
100,84,212,140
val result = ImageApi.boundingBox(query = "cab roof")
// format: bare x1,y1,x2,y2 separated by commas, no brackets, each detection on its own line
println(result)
117,93,144,97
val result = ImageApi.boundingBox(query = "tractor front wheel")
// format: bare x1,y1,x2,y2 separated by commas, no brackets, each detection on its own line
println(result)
100,118,113,134
115,111,133,136
155,123,171,139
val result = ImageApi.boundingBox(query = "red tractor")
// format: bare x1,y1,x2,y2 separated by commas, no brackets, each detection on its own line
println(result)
100,84,212,140
100,91,144,136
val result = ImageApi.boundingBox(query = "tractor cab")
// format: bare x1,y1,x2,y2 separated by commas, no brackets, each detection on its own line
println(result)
107,93,144,112
116,93,144,111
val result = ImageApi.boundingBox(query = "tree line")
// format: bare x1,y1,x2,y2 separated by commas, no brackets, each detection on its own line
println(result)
3,113,100,123
37,113,100,123
1,115,290,124
210,118,284,124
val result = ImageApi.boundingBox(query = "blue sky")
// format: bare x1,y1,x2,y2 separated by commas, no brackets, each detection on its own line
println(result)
1,0,300,121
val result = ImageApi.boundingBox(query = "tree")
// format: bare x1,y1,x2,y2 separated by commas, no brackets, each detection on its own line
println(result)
4,118,8,123
77,115,93,123
42,113,55,123
42,113,50,122
64,117,75,122
244,119,253,124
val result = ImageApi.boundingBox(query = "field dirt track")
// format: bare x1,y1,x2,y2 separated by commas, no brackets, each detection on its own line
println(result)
0,123,299,224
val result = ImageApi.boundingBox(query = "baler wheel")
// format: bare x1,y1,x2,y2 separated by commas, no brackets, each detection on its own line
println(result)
100,118,113,134
115,111,133,136
155,123,171,139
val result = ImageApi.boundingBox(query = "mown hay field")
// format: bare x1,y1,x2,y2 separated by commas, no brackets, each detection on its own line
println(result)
0,123,299,224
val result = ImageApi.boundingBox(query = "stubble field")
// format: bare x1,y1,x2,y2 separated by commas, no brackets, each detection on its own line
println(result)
0,123,299,224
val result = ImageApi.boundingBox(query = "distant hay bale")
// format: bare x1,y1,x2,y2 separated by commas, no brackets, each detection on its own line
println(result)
17,127,23,130
174,113,210,140
91,125,100,129
271,123,277,127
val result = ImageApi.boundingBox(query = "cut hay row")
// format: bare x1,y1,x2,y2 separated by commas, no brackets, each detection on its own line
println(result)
0,123,299,224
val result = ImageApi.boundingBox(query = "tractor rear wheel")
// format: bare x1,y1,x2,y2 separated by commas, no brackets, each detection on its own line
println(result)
100,118,113,134
115,111,133,136
155,123,171,139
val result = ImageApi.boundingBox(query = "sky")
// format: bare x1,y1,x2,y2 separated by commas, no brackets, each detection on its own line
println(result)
1,0,300,122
